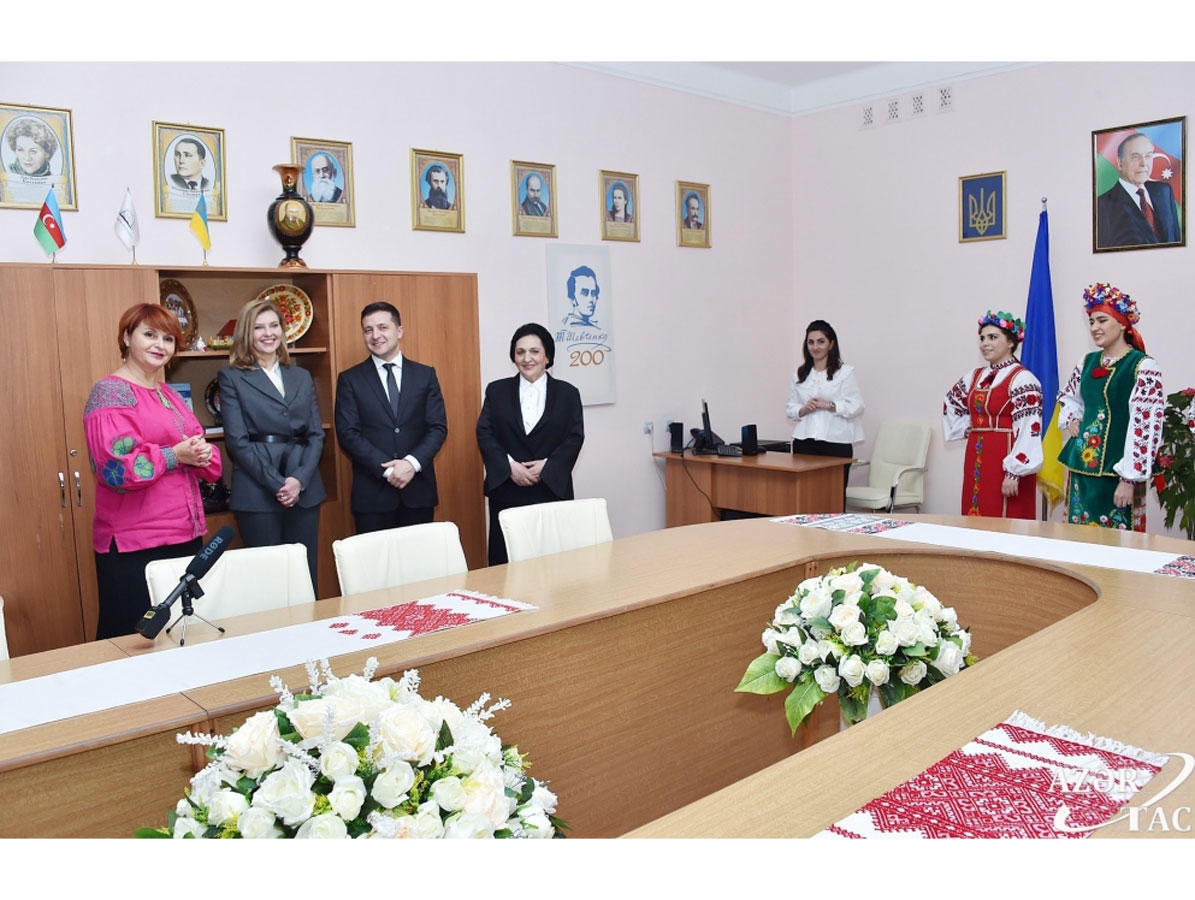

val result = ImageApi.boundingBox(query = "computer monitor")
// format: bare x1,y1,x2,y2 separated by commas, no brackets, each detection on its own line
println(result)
691,399,725,454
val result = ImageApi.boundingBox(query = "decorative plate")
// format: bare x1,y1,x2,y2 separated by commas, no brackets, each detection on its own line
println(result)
255,283,313,343
204,377,221,420
159,279,198,349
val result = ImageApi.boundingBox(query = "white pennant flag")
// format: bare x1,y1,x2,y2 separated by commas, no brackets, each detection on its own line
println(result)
114,188,140,252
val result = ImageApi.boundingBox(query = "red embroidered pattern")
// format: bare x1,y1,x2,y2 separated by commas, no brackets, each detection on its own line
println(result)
324,592,527,642
822,717,1163,839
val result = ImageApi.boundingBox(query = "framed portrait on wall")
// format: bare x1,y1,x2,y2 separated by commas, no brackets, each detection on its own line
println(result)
676,180,710,248
511,160,557,237
291,136,355,227
1092,116,1185,252
0,102,77,210
153,121,227,221
600,170,639,242
411,148,464,233
958,171,1006,242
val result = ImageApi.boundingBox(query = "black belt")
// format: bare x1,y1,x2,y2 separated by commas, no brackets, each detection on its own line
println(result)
248,432,309,445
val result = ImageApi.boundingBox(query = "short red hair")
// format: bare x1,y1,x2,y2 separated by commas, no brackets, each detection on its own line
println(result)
117,303,183,359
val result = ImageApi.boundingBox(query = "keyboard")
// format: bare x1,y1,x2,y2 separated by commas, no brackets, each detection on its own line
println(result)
716,444,743,457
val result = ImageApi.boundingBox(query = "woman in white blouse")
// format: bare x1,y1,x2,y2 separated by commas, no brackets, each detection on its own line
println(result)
785,320,865,494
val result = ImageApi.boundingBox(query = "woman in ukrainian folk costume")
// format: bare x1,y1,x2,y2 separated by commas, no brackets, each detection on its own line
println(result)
1058,283,1164,530
942,311,1044,518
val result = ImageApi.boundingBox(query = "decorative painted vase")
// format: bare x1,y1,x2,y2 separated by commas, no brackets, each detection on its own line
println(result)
267,163,313,268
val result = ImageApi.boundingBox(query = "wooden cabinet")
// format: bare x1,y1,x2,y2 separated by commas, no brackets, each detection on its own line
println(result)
0,266,158,653
0,264,484,657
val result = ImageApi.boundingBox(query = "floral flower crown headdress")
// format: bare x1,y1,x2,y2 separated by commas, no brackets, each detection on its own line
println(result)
978,310,1025,342
1082,282,1140,324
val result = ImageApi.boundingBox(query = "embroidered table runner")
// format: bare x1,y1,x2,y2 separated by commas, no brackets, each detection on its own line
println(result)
0,591,533,737
813,711,1168,839
774,514,1194,578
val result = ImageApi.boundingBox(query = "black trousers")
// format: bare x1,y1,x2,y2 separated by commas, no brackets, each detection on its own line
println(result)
94,536,202,640
234,505,321,592
353,505,436,537
792,438,853,495
485,480,559,566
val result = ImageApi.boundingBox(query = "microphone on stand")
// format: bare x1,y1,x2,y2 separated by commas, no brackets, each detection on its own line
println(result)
135,526,236,639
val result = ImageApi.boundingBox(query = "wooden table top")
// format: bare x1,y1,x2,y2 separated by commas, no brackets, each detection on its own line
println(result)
4,514,1193,841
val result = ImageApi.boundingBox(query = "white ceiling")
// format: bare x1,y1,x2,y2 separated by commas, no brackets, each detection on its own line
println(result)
572,61,1035,116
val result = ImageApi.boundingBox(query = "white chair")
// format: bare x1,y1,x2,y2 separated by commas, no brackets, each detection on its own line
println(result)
499,498,613,562
0,595,9,661
144,543,315,622
845,420,932,513
332,522,468,596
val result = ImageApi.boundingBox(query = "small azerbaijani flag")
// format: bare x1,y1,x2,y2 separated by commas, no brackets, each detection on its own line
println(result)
190,192,211,251
33,188,67,256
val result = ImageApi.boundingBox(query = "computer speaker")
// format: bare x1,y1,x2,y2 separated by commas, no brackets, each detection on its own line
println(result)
741,423,759,456
669,421,685,453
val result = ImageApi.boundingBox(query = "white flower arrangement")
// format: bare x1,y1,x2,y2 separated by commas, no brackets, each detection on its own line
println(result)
137,658,564,839
736,562,977,730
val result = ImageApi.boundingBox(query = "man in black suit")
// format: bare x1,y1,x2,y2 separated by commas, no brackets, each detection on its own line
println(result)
334,302,448,533
1096,133,1181,249
520,173,547,216
168,137,210,191
423,164,452,209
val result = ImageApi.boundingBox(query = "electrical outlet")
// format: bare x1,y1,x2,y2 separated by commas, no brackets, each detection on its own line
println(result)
642,421,653,435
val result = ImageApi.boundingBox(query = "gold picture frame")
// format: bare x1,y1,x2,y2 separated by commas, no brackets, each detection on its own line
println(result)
676,181,710,248
600,170,639,242
411,148,464,233
511,160,557,238
291,136,355,227
958,170,1006,242
153,121,227,221
0,101,78,210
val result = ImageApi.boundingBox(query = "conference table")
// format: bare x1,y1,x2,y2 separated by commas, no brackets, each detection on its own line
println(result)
653,450,850,525
1,515,1192,839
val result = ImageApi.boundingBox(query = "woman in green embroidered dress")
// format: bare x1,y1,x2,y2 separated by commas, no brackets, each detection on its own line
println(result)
1057,284,1163,530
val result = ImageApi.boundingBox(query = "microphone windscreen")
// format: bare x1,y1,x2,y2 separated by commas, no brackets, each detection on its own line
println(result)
135,602,173,639
185,525,236,581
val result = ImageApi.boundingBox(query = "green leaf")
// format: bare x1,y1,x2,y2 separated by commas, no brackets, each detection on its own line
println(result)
342,721,371,750
133,826,171,838
838,689,870,725
903,641,928,657
783,680,827,734
436,719,454,752
734,653,787,694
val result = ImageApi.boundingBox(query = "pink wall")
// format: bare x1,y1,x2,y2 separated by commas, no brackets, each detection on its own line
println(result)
4,61,1191,537
0,62,796,539
792,62,1194,533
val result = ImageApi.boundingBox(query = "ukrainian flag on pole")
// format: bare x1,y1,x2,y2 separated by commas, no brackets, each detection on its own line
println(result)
190,193,211,252
1020,205,1065,513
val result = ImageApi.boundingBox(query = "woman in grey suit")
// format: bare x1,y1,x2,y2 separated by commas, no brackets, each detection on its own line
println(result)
218,298,326,587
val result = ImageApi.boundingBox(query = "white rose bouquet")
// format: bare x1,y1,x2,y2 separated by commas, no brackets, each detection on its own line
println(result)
736,562,977,730
136,658,564,839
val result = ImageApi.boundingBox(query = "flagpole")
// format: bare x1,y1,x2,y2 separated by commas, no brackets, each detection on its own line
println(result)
1037,196,1046,518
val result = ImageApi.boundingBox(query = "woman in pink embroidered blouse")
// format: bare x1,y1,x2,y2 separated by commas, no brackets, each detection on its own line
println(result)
84,304,222,639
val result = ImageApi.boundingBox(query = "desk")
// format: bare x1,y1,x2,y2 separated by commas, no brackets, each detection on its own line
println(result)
1,517,1192,838
653,450,849,525
625,517,1195,839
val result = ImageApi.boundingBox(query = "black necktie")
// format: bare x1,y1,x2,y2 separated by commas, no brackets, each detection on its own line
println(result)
188,180,198,190
383,362,400,418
